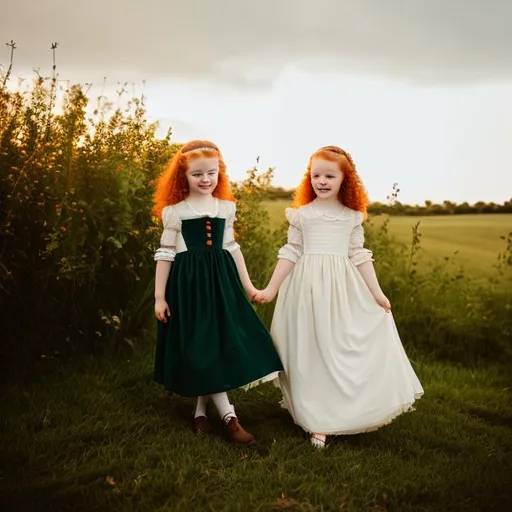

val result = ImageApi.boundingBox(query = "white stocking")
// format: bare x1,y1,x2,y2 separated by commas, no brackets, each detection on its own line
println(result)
194,395,210,418
210,392,236,423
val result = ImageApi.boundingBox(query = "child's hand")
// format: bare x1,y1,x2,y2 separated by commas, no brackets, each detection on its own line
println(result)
373,293,391,312
155,298,171,322
251,290,262,303
253,287,277,304
244,283,258,301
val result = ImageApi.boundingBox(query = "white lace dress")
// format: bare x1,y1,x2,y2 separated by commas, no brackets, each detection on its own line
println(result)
270,204,424,435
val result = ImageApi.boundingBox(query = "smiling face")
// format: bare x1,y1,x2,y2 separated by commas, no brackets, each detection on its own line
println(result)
310,157,344,200
185,156,220,197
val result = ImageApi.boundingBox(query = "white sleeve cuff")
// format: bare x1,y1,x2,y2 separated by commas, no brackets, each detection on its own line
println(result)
154,248,176,262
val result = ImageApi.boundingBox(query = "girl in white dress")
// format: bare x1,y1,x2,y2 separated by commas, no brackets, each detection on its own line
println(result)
254,145,423,448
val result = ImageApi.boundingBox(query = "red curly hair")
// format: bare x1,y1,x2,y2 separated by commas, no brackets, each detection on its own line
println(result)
292,145,369,217
152,140,235,218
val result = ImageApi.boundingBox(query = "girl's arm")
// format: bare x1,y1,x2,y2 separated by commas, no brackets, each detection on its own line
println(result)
349,212,391,312
154,260,172,322
254,207,302,303
154,206,180,322
223,202,257,298
231,250,257,299
256,258,295,302
356,261,390,310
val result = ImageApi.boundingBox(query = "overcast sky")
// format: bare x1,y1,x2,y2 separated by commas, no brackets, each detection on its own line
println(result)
2,0,512,204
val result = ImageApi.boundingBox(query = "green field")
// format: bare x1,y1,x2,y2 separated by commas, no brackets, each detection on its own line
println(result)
371,214,511,278
263,200,511,281
263,200,293,230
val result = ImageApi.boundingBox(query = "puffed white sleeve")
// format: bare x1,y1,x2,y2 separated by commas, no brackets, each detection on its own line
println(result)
277,207,303,263
348,211,374,266
222,201,241,254
154,206,181,262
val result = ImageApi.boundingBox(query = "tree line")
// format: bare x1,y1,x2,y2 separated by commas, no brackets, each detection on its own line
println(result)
262,186,512,215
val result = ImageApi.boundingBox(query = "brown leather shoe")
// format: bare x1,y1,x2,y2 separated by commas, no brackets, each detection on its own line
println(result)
223,416,256,444
192,415,211,434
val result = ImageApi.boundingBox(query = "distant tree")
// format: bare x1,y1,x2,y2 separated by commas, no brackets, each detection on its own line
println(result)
474,201,486,213
443,200,456,214
454,202,471,214
481,202,498,214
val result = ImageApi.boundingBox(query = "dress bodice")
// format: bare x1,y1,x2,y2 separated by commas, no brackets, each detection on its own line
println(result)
301,217,353,256
276,203,374,266
181,217,225,251
154,199,240,262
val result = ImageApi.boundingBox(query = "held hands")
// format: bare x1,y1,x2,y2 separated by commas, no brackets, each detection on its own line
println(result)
373,292,391,313
252,287,277,304
155,298,171,322
244,281,277,305
244,283,259,302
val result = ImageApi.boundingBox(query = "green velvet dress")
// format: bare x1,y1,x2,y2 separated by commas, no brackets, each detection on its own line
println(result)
154,200,283,397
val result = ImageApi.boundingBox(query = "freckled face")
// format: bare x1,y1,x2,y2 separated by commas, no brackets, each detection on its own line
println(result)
186,156,219,196
310,158,343,200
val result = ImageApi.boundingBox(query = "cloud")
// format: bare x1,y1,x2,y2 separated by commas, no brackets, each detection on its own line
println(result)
2,0,511,86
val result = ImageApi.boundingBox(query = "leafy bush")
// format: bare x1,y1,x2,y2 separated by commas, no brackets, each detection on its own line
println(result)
1,78,173,363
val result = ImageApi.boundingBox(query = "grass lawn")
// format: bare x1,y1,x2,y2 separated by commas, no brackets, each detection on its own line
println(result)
1,347,511,511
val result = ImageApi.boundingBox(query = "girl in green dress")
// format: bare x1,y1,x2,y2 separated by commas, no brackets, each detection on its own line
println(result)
152,140,283,444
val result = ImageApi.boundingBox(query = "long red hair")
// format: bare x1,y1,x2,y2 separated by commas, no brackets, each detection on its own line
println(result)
152,140,235,218
292,145,369,217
